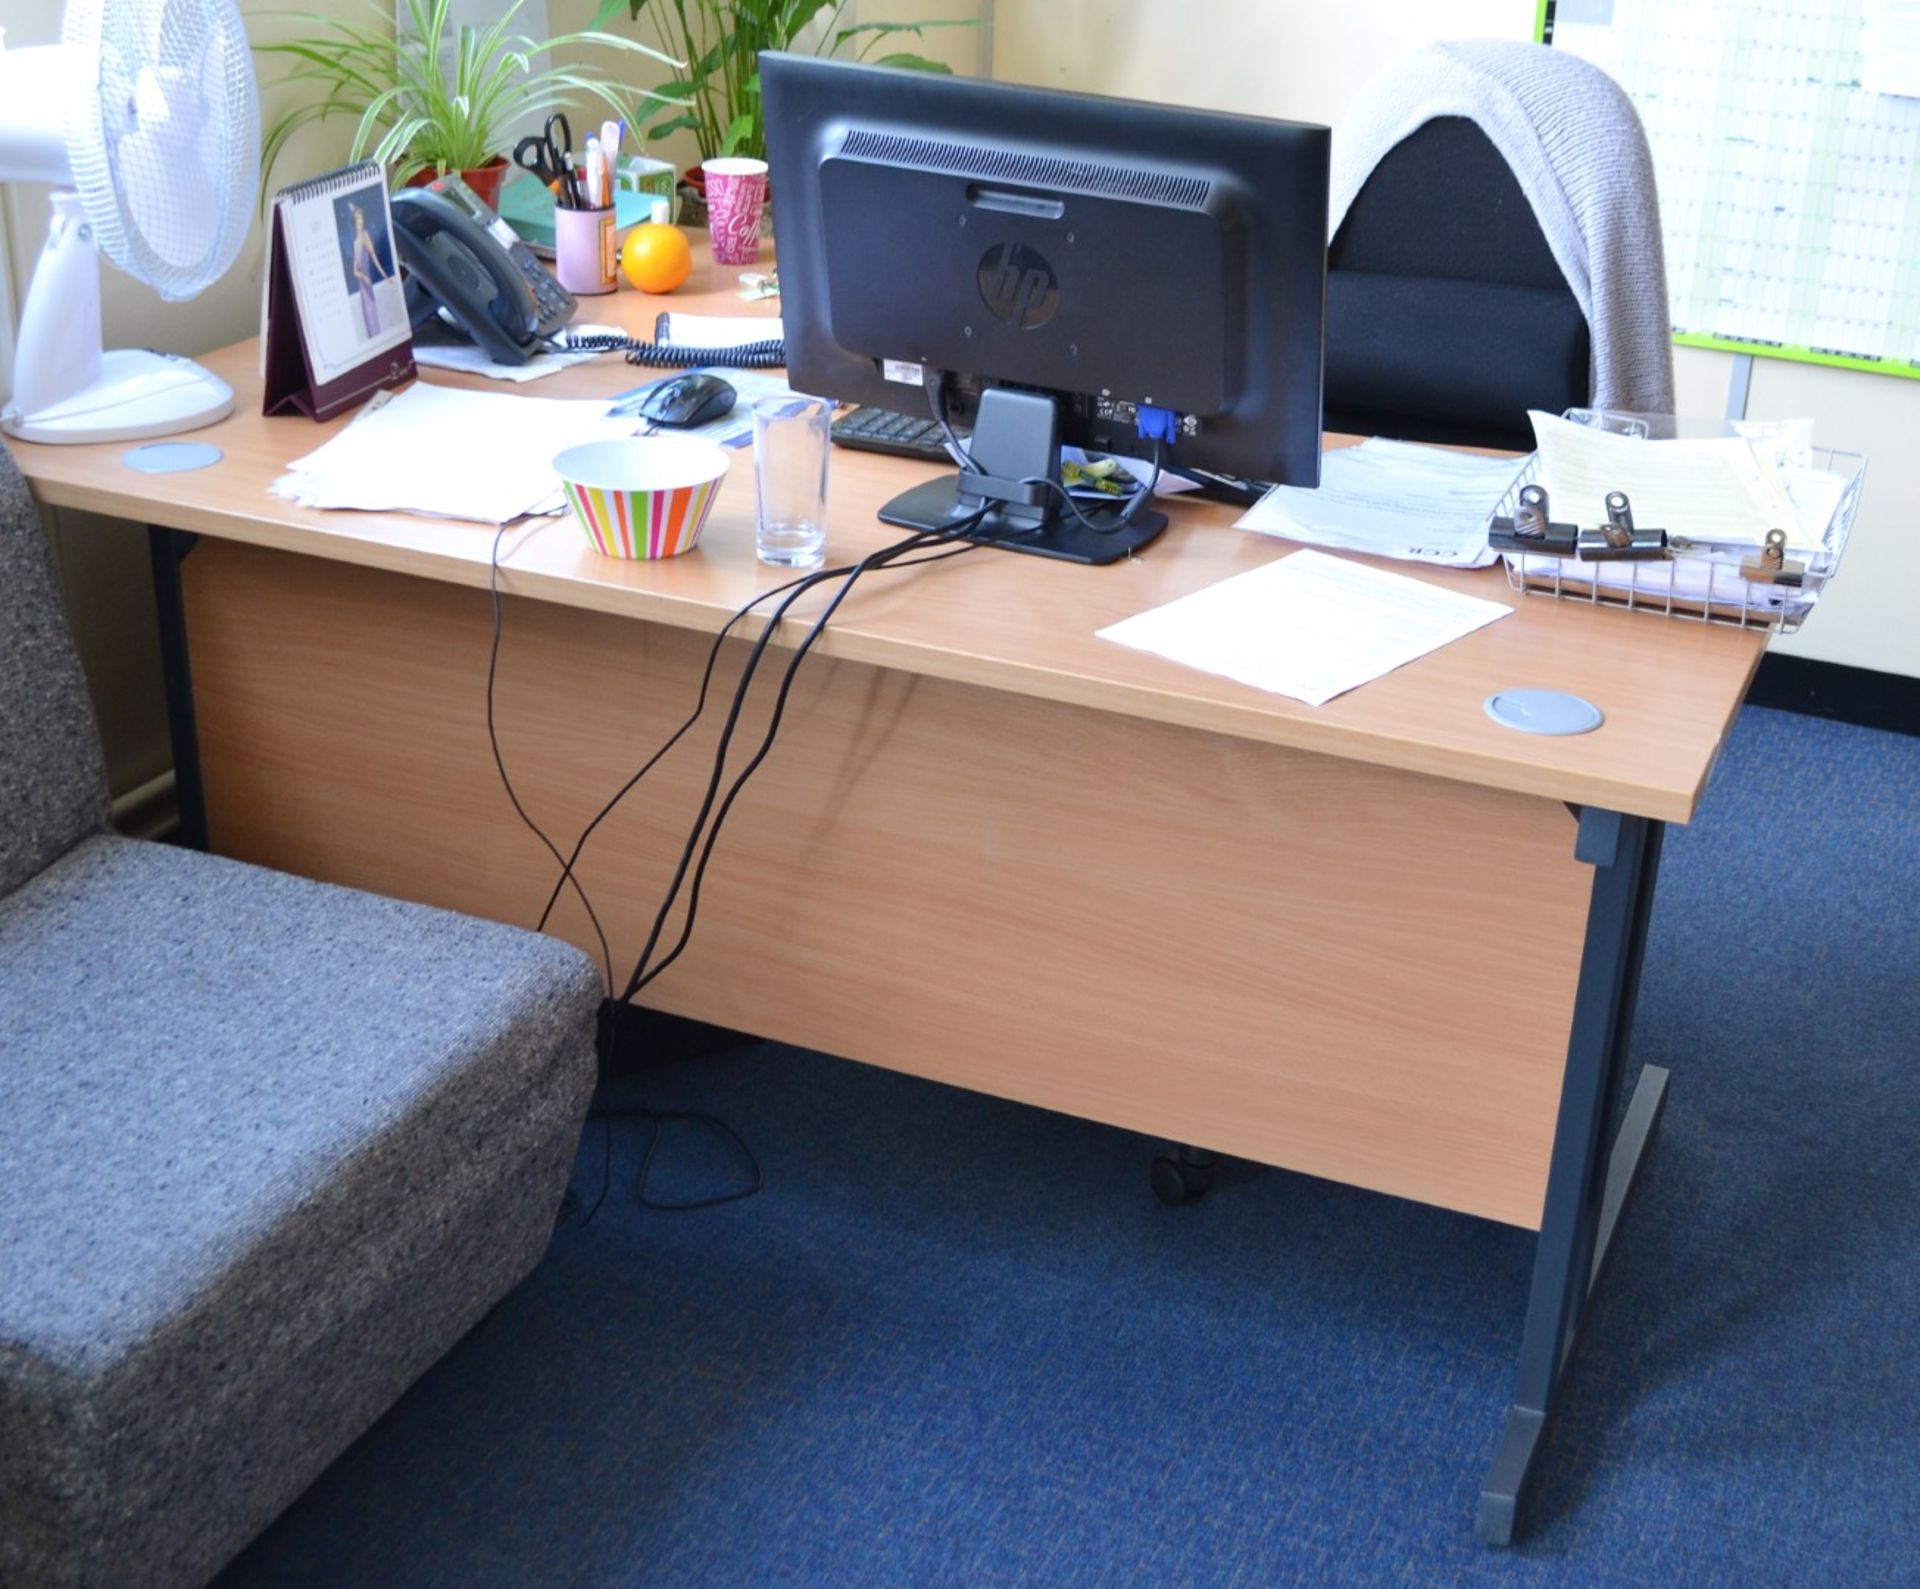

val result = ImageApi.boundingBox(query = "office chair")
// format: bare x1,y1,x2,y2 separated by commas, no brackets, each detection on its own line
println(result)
1324,115,1591,452
1323,38,1674,452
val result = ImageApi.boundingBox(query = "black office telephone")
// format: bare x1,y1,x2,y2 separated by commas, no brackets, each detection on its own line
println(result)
391,184,576,365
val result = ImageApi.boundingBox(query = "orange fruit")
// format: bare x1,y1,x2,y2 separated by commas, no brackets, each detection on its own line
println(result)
620,223,692,293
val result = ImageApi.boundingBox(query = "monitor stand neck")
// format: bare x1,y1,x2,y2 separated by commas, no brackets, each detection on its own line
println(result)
875,386,1167,566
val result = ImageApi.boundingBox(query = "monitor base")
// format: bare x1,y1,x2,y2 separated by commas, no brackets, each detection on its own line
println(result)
877,474,1168,566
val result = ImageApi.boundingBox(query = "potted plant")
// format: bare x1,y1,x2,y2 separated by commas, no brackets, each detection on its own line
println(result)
259,0,682,209
594,0,973,212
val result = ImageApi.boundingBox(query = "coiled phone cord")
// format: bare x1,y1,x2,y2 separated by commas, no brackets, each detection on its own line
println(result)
551,332,788,369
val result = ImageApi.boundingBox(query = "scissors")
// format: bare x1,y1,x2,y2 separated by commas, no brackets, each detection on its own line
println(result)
513,113,580,207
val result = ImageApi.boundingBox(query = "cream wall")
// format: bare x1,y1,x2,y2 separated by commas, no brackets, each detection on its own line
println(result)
1,1,370,798
994,0,1920,679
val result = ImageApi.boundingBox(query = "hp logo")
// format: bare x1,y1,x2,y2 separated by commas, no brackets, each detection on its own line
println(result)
977,242,1059,329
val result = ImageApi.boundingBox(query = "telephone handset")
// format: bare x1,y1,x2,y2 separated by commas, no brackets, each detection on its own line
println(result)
390,185,576,366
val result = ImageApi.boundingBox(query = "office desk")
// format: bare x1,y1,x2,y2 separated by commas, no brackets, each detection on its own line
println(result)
13,253,1764,1542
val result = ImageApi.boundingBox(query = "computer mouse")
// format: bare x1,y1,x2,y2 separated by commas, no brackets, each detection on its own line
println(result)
636,372,737,428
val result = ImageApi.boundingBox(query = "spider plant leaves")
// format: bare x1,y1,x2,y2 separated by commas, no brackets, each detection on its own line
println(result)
594,0,973,165
256,0,685,202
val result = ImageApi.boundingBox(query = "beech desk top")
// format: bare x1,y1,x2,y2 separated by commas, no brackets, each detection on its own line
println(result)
13,251,1764,822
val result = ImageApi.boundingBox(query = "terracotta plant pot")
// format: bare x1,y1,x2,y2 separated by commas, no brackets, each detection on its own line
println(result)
405,155,510,211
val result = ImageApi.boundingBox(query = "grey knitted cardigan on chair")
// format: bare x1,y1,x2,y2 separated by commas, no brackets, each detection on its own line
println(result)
0,444,602,1589
1330,39,1675,416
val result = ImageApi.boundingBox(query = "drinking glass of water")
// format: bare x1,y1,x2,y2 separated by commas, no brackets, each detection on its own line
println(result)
752,395,832,568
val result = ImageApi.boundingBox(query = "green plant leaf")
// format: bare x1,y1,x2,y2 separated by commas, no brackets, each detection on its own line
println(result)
719,111,756,155
833,18,977,49
254,0,682,195
867,51,955,73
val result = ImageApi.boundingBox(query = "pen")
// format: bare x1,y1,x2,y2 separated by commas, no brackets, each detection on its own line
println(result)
585,136,603,208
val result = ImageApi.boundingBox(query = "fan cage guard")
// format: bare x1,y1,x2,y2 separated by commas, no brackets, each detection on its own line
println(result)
62,0,259,301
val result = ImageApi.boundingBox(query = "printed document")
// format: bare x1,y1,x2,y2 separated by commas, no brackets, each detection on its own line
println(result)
1865,0,1920,98
1235,439,1523,568
1528,410,1812,548
272,381,639,523
656,313,785,349
1096,549,1513,707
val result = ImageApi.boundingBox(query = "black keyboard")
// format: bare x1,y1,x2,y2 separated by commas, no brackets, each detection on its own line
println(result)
830,405,965,462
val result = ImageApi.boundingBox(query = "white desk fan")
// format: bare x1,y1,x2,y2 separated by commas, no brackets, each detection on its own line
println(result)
0,0,258,443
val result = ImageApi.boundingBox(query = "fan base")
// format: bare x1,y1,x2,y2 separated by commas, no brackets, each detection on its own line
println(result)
3,350,233,445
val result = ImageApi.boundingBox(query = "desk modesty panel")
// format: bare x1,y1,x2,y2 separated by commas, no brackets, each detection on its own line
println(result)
10,258,1769,1230
185,538,1592,1229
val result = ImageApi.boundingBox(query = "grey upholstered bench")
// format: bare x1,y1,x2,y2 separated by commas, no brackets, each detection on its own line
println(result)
0,447,601,1588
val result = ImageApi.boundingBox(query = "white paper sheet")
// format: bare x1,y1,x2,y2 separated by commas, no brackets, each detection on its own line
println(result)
658,313,785,349
1096,549,1514,707
271,381,639,523
1234,439,1524,568
1865,0,1920,97
1528,410,1814,549
411,342,602,382
411,323,622,384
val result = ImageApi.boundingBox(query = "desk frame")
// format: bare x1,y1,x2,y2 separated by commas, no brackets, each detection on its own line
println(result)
1480,806,1668,1545
144,526,1672,1546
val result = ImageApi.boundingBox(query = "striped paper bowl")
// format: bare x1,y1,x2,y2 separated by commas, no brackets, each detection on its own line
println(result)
553,437,729,559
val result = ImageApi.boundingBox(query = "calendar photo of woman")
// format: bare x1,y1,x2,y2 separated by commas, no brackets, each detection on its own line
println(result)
334,194,398,338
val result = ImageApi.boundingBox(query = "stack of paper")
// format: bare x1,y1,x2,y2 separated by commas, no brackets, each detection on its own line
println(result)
1234,439,1525,568
1518,410,1853,615
1096,549,1513,707
1528,410,1818,548
272,382,639,524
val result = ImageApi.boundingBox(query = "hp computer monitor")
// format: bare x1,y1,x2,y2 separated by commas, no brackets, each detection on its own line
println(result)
762,53,1329,563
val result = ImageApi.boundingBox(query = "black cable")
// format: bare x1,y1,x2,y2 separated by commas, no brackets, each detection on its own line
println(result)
533,537,983,937
626,529,984,1000
629,1109,765,1210
925,371,975,469
531,563,832,934
925,373,1166,535
520,521,980,1230
1017,437,1166,536
619,522,983,1004
568,1105,765,1225
532,556,872,935
487,524,614,995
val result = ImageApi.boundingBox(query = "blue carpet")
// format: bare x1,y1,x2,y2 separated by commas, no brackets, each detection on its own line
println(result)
218,706,1919,1587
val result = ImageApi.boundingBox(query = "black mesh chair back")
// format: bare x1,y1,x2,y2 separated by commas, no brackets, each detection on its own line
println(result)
1324,117,1590,451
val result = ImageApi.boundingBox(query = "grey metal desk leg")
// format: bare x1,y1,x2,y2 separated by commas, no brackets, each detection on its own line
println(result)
147,527,207,852
1477,807,1669,1546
